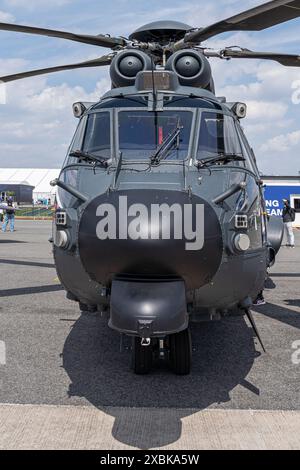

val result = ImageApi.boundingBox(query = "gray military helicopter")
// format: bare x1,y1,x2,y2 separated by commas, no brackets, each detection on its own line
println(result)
1,0,299,375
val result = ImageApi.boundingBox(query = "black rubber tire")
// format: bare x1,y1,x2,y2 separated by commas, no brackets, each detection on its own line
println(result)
132,337,153,375
79,302,97,313
169,329,192,375
79,302,89,312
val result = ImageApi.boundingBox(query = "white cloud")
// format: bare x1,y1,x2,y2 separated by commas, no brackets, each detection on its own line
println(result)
16,77,109,111
213,55,300,170
0,10,14,21
184,0,264,29
260,130,300,153
0,76,110,167
246,101,288,121
0,58,29,75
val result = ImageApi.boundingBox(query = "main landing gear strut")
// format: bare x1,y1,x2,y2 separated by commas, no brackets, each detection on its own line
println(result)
245,309,266,353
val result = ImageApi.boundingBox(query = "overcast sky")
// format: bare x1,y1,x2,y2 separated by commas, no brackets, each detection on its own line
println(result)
0,0,300,175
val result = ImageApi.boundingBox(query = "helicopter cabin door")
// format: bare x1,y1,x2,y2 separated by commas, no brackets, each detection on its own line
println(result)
290,195,300,228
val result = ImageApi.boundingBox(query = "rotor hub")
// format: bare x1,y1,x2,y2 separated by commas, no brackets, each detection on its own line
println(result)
129,21,192,43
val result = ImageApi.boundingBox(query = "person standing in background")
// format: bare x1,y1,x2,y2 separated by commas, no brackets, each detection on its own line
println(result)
1,198,16,233
282,199,295,248
0,196,4,223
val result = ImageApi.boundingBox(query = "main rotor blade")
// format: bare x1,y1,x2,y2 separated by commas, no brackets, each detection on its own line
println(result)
183,0,300,44
0,55,113,83
0,21,126,49
220,48,300,67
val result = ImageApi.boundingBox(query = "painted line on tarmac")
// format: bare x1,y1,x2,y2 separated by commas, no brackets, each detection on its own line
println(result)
0,341,6,365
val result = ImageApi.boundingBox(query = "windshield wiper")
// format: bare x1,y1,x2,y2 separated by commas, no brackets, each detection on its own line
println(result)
150,126,183,166
197,153,245,168
69,150,109,167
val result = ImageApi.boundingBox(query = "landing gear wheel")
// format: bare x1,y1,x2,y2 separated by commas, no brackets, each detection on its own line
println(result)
79,302,89,312
132,337,153,375
169,328,192,375
79,302,97,313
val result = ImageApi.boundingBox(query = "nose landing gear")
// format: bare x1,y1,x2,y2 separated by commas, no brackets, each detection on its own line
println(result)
131,328,192,375
132,336,154,375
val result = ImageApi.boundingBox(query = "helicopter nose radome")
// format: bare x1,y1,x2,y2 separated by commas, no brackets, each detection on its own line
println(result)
78,190,223,290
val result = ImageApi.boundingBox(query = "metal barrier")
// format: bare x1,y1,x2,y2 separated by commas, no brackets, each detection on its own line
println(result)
16,205,54,220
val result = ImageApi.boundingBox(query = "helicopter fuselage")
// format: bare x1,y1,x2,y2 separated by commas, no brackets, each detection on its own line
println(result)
53,73,273,342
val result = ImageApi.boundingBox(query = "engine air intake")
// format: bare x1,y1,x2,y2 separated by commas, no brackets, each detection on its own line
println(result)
166,50,212,88
110,50,152,87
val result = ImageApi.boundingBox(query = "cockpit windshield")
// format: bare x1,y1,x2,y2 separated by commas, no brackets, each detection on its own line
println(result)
197,112,243,160
78,109,242,166
118,110,193,161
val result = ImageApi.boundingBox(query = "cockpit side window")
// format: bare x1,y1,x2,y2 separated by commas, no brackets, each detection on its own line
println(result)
82,112,111,159
71,117,86,152
64,116,87,166
236,125,259,175
196,112,243,161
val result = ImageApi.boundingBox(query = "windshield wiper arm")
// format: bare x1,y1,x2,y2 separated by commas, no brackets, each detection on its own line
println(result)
198,153,245,168
69,150,109,167
150,126,183,166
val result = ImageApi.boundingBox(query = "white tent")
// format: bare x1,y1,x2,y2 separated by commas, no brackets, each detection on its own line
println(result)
0,168,60,202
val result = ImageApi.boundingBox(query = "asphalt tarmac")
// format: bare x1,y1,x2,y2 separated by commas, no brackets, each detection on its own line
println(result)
0,221,299,449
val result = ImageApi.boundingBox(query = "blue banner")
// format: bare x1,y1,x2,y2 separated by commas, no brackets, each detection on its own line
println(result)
263,185,300,217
